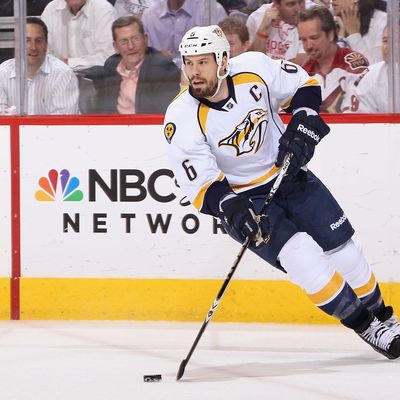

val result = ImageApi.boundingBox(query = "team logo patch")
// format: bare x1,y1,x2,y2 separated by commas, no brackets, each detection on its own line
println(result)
218,109,269,156
212,27,223,37
164,122,176,143
344,52,369,70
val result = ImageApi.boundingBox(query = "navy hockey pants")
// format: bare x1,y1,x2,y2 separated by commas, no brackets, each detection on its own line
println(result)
220,169,355,270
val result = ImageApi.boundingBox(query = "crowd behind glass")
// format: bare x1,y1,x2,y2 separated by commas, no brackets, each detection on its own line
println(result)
0,0,398,115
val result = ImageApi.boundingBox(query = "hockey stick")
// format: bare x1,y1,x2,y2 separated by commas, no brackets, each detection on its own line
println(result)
176,153,292,381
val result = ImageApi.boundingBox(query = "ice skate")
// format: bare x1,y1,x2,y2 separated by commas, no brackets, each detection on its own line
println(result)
379,306,400,336
357,316,400,359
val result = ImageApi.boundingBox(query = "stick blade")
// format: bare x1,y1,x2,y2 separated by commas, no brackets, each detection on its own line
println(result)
176,359,187,381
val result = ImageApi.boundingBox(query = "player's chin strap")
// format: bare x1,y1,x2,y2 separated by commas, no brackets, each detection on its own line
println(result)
182,62,231,99
208,63,231,99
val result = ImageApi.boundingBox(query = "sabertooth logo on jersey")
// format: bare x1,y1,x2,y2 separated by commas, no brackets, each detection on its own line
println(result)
219,108,269,156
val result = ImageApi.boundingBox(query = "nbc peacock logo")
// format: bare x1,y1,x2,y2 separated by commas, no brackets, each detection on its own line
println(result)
35,169,84,202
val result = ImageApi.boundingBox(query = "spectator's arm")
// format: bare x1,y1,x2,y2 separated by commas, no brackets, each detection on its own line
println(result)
248,5,279,52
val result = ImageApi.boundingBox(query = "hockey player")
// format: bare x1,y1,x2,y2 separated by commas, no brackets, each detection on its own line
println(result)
163,24,400,359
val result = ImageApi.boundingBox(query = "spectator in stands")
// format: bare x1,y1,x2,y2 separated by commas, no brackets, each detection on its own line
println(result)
89,16,180,114
343,26,389,113
219,16,250,57
332,0,387,64
0,0,52,16
141,0,227,67
0,0,53,64
0,17,79,115
246,0,306,64
298,6,369,113
41,0,116,71
114,0,155,18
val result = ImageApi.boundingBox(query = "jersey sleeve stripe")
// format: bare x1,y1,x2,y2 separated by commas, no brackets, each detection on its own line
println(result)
280,77,321,110
193,172,225,210
308,271,345,306
303,77,320,87
353,273,377,297
198,103,211,137
232,72,266,86
232,165,280,191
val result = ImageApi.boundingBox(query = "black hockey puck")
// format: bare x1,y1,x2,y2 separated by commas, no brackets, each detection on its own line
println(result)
143,374,162,382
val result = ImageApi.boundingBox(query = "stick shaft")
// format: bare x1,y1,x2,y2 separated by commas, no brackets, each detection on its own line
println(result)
176,154,291,381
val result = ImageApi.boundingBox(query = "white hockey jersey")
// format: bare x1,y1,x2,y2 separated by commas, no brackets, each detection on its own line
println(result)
163,51,319,215
343,61,388,113
302,46,369,113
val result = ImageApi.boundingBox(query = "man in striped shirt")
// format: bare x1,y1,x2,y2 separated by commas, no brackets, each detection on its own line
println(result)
0,17,79,115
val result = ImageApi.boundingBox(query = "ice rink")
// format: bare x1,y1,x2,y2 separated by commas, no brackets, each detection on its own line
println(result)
0,321,399,400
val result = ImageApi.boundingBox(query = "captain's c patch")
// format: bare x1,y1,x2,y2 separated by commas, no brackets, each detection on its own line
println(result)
164,122,176,143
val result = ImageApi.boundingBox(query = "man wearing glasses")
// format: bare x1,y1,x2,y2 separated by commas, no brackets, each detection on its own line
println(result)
92,16,180,114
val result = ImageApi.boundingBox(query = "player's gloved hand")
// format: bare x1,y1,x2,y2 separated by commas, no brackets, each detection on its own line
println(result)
276,110,330,176
220,193,269,245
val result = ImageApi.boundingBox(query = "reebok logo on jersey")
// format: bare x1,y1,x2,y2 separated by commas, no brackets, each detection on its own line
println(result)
330,214,347,231
297,124,320,142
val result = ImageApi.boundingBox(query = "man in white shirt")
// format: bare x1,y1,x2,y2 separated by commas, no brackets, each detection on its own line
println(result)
246,0,306,63
0,17,79,115
41,0,116,70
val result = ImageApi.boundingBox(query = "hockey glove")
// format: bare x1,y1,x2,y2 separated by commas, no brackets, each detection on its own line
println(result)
220,193,270,245
276,111,330,176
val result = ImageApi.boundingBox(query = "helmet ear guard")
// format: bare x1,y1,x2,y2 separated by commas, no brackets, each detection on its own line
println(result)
179,25,231,91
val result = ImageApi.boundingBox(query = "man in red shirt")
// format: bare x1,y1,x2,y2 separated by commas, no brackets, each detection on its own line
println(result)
298,5,369,113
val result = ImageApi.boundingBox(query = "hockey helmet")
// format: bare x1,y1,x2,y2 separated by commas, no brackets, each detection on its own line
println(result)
179,25,231,95
179,25,230,67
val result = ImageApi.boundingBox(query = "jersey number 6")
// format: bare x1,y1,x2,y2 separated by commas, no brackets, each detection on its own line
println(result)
182,160,198,181
281,61,298,74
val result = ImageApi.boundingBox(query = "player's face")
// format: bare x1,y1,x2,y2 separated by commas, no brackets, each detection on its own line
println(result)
224,32,249,58
26,23,47,71
184,54,220,98
298,18,333,61
113,23,148,70
381,27,388,63
276,0,305,26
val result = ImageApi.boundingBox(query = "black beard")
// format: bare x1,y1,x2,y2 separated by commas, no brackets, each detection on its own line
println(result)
190,80,218,98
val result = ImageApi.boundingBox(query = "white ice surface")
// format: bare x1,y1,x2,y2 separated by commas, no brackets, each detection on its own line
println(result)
0,321,399,400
